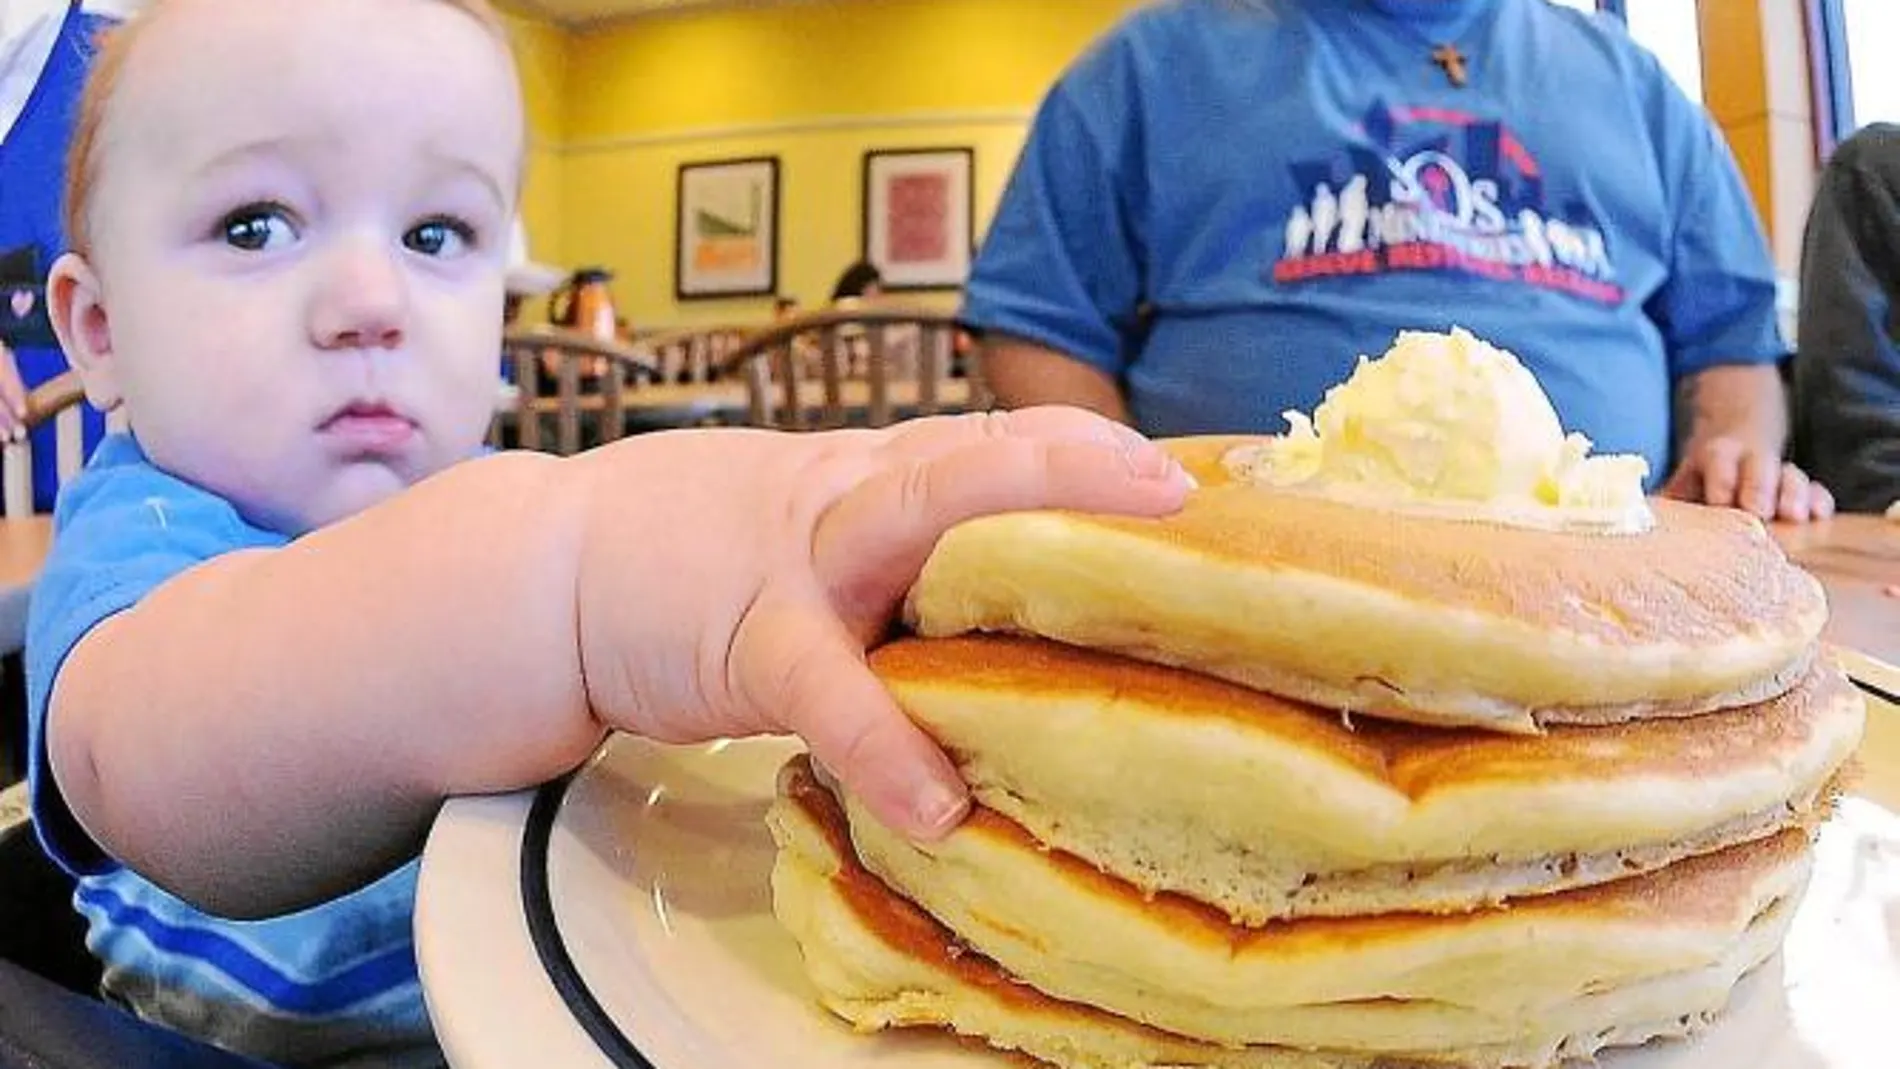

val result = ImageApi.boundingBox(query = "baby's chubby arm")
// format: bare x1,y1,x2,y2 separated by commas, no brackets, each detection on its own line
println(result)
46,407,1191,919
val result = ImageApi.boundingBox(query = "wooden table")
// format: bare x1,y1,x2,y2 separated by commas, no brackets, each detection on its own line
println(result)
0,516,53,654
1772,515,1899,814
1773,513,1899,669
618,382,747,426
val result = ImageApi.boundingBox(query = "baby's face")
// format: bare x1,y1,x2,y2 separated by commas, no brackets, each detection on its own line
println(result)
75,0,523,533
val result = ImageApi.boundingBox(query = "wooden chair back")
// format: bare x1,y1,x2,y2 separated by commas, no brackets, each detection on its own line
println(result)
635,326,747,385
719,306,986,430
499,328,661,455
2,372,93,519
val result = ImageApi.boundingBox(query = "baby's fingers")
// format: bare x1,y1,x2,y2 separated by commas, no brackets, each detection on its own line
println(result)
876,406,1151,463
735,603,966,840
817,433,1192,632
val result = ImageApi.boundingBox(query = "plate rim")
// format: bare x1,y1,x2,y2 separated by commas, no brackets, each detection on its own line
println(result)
519,773,657,1069
424,723,1900,1069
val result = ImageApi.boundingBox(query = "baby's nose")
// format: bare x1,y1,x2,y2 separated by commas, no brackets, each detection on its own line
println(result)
309,242,409,351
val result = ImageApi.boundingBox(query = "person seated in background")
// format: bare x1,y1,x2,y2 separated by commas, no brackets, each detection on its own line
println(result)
23,1,1192,1064
1793,123,1900,514
963,0,1833,523
0,0,139,507
0,249,41,442
830,259,884,304
829,261,887,376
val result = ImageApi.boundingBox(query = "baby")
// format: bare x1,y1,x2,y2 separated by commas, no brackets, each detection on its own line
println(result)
23,1,1193,1065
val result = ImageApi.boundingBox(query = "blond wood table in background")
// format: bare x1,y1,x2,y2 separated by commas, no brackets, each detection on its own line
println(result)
1774,513,1898,669
1774,515,1899,815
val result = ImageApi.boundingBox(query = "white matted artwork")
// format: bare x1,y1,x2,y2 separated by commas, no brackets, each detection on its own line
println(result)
676,156,780,300
861,147,973,291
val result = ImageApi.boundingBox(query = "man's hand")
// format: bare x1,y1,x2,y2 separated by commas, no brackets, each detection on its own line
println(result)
1662,437,1835,522
1661,364,1834,523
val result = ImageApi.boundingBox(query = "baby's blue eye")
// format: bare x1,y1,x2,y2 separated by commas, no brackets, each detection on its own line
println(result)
405,218,474,258
219,205,297,252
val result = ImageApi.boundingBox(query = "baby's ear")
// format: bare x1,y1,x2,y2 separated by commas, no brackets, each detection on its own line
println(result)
47,252,121,411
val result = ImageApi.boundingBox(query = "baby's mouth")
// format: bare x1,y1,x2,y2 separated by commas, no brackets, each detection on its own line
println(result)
320,401,417,453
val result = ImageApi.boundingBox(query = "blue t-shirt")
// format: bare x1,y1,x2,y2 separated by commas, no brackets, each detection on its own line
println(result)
25,435,439,1069
961,0,1785,487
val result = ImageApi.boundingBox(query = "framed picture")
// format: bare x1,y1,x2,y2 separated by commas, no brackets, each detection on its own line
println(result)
676,156,780,300
861,147,974,291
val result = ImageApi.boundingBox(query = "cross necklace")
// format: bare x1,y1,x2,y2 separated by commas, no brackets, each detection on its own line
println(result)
1431,43,1469,88
1383,12,1478,89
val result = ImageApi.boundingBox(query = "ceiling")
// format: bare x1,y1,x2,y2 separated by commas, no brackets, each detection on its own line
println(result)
510,0,823,28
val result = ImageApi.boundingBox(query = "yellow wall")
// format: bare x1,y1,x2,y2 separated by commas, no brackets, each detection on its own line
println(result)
500,9,571,287
515,0,1142,329
561,122,1031,327
563,0,1142,139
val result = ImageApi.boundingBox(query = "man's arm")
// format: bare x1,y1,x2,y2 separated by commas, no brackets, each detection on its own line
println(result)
1681,363,1788,456
980,334,1131,424
1631,53,1829,522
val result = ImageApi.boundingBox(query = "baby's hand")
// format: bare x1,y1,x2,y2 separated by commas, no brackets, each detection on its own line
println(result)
569,407,1192,839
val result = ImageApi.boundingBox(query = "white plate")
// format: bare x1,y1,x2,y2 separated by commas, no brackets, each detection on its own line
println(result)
418,729,1900,1069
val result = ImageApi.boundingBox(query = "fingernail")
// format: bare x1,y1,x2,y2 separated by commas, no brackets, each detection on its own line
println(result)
1122,442,1173,480
910,779,969,837
1124,444,1194,488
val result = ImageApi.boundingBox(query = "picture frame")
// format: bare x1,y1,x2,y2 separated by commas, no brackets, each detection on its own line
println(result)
861,147,974,291
675,156,781,300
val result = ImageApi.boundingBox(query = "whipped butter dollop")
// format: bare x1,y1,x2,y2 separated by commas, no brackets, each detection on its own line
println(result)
1223,328,1655,534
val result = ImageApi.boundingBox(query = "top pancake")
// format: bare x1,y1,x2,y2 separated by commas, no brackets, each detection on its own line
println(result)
905,436,1827,731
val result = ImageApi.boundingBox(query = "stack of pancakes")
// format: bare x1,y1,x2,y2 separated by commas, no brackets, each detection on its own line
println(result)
767,437,1867,1068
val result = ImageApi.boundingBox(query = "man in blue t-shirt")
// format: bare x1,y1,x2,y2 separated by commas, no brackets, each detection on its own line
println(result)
963,0,1834,522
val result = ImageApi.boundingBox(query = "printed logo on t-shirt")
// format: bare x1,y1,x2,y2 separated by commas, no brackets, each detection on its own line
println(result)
1271,101,1624,306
